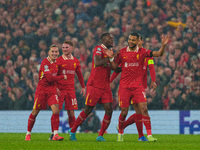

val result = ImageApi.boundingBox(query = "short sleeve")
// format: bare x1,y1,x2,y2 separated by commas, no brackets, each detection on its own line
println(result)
94,47,102,56
143,48,152,57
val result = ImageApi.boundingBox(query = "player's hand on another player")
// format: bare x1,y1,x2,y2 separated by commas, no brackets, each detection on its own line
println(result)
81,87,86,97
56,88,61,97
150,81,157,91
103,48,114,58
63,75,67,80
161,35,170,46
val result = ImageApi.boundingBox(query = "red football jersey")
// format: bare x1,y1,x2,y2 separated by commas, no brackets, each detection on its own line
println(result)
37,56,64,88
87,44,111,90
115,46,151,88
57,54,85,91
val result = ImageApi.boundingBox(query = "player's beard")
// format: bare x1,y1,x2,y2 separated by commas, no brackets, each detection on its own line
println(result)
129,43,137,49
107,45,113,49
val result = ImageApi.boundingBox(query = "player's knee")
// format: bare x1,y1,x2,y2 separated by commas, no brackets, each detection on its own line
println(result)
67,110,74,117
140,105,148,115
53,109,60,114
121,109,128,117
105,107,113,116
32,109,40,116
85,106,94,115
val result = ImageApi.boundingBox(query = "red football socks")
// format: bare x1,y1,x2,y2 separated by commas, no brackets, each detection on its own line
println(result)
123,113,136,129
27,113,36,132
142,115,152,136
98,114,111,136
71,111,87,133
51,114,59,131
118,113,126,134
69,116,76,128
135,114,144,138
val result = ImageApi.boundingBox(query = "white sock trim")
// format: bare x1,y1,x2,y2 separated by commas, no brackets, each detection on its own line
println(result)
54,130,58,135
26,131,31,135
147,135,152,138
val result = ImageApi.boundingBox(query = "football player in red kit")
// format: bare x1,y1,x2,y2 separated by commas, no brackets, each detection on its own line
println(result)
104,32,169,142
25,45,67,141
69,33,114,142
110,35,157,141
48,41,85,140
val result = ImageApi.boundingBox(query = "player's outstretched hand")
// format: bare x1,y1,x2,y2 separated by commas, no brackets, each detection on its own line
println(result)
103,48,114,58
150,81,157,91
161,35,170,46
81,87,86,97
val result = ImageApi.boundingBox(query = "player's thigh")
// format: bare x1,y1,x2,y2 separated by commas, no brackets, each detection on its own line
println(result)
132,88,147,104
33,91,48,110
58,91,66,110
50,104,60,114
99,89,113,104
132,103,141,114
85,86,103,106
47,89,59,107
118,87,132,108
64,91,78,110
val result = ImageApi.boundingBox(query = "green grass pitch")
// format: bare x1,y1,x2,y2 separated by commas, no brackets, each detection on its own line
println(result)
0,133,199,150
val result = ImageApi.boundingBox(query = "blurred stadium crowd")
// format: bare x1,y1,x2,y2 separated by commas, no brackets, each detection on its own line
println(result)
0,0,199,110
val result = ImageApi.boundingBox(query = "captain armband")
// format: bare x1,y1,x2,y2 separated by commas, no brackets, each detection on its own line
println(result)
148,59,154,65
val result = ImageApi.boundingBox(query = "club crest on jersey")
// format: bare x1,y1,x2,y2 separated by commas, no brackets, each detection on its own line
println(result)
44,65,49,72
74,63,76,68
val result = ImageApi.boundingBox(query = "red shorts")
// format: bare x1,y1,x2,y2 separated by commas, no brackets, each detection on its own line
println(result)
59,90,78,110
85,86,113,106
33,87,59,110
118,87,146,108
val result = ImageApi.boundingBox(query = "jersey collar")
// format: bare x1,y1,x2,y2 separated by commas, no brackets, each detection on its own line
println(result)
101,44,108,49
127,46,139,52
47,56,54,64
62,54,74,60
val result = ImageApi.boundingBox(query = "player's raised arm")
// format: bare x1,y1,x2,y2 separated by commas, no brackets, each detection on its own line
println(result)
45,70,67,82
103,48,119,71
94,55,109,67
152,35,169,57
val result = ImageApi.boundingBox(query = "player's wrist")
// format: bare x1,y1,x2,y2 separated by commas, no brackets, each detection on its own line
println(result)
109,57,114,62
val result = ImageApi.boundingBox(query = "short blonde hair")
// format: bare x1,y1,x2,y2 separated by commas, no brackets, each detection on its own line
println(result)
63,40,73,46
